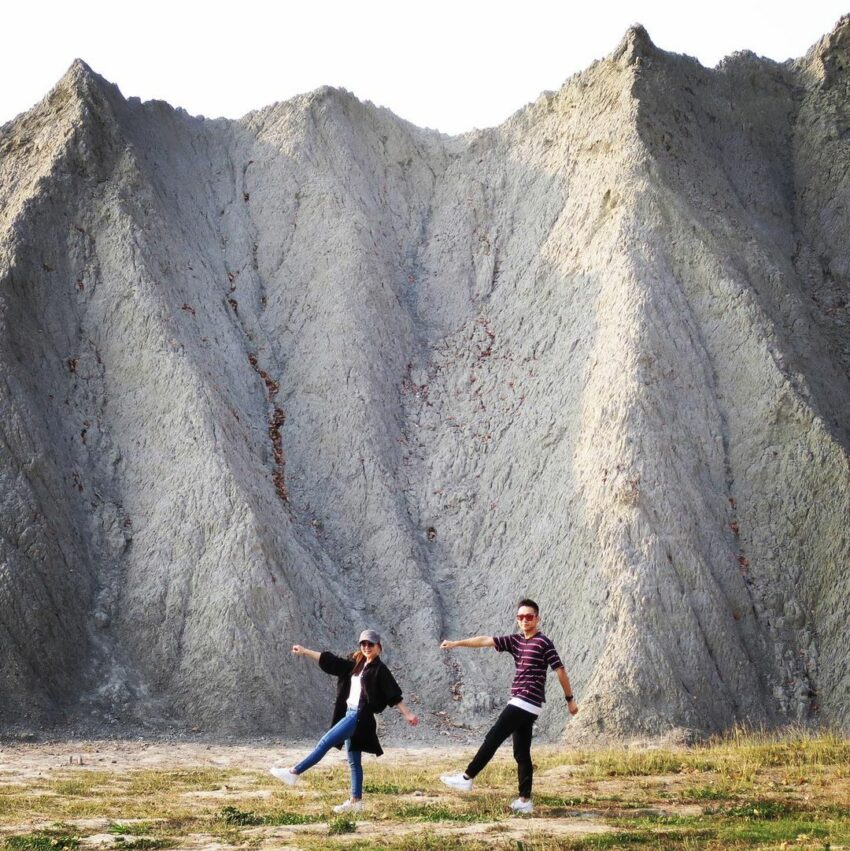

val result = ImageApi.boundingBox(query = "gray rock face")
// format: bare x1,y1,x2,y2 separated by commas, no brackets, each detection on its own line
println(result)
1,20,848,740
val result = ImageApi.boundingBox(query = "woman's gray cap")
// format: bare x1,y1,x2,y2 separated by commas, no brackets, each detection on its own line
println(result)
359,629,381,645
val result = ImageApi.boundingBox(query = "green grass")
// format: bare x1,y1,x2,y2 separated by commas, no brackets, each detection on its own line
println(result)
218,804,265,826
554,832,696,849
327,815,357,835
217,804,319,826
706,799,807,820
533,793,592,806
125,768,236,795
51,772,114,796
267,811,322,826
556,728,850,782
388,803,487,823
111,839,171,850
2,731,849,850
575,750,707,779
364,781,411,795
678,784,733,802
595,804,850,849
2,832,80,851
107,823,155,836
302,836,491,850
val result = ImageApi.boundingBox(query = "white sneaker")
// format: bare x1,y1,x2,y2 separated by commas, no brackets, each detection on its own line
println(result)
440,772,473,792
270,766,299,786
510,797,533,814
332,799,364,813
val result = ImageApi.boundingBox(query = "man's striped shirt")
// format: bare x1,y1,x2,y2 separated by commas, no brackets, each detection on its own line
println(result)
494,632,563,708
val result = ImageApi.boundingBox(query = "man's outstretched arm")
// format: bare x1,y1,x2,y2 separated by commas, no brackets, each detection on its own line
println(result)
440,636,496,649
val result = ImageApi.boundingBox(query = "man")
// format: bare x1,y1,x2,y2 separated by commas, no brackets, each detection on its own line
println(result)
439,598,578,814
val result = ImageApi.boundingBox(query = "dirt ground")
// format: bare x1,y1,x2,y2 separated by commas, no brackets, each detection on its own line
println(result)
0,739,625,848
3,737,846,849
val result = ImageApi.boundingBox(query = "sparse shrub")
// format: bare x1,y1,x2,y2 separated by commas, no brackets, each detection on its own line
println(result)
218,805,263,826
52,780,92,796
266,811,317,826
107,824,152,836
217,806,316,827
328,815,357,835
363,780,403,794
112,839,170,850
390,803,483,823
708,799,806,820
3,834,79,851
679,785,730,801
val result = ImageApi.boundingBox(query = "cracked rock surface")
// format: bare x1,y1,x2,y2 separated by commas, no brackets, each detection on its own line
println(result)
1,19,849,740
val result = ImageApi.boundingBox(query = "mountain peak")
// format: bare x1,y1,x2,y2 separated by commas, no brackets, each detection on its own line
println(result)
613,24,658,66
50,58,118,109
801,14,850,84
67,57,95,78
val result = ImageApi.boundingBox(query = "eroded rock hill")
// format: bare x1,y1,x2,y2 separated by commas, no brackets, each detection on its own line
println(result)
1,20,848,740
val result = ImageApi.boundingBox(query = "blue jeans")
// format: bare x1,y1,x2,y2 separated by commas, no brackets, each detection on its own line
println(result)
294,708,360,776
346,739,363,799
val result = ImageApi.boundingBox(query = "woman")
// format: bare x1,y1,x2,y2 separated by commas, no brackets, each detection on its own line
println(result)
270,629,418,812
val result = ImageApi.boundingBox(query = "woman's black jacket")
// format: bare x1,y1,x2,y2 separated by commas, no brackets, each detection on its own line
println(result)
319,651,403,756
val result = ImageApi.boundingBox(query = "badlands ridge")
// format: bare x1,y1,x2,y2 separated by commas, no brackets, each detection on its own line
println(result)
1,21,849,740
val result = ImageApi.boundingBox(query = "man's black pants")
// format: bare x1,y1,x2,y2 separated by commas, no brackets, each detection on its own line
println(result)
465,704,537,798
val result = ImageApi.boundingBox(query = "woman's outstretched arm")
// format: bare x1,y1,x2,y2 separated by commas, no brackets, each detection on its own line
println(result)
395,700,418,725
292,645,321,662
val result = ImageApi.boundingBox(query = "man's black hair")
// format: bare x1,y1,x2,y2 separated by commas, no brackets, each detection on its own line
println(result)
517,598,539,615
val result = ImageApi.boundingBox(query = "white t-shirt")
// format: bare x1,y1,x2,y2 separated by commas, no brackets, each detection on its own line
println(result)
346,674,362,710
508,696,542,716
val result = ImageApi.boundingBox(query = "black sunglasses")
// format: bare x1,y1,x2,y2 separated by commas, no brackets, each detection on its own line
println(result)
359,640,375,648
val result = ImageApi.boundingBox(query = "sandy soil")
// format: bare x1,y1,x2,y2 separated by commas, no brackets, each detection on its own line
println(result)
0,739,625,848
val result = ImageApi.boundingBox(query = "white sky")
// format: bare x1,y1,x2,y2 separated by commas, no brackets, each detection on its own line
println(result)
3,1,848,135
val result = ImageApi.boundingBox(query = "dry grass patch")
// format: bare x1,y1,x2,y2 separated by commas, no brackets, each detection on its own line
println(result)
1,731,849,850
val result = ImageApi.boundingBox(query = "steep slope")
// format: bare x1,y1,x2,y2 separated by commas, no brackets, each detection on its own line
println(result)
623,24,850,732
0,62,113,726
1,19,848,739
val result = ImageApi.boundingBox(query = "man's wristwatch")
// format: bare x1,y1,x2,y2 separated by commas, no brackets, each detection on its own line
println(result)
565,694,574,702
